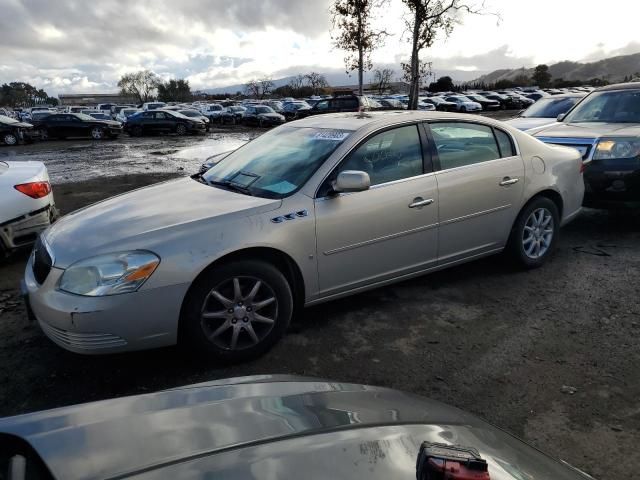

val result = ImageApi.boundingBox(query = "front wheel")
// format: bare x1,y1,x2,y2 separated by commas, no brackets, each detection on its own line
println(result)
181,260,293,363
507,197,559,269
3,133,18,145
460,106,467,113
39,128,49,141
176,123,187,135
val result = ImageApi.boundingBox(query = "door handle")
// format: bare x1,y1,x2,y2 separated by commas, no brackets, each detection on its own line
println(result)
499,177,519,186
409,198,434,208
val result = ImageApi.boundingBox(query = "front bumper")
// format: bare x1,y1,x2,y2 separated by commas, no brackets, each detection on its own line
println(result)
24,255,190,354
583,161,640,208
0,203,57,250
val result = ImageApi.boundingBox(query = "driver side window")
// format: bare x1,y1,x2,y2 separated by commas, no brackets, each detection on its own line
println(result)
337,125,423,186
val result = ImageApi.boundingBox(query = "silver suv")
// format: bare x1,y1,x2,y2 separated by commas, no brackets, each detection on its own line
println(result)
24,111,584,362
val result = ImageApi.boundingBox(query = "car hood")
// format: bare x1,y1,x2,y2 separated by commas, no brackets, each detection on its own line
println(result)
44,177,281,267
1,120,32,128
258,112,284,119
0,376,589,480
530,121,640,139
91,119,121,127
505,117,559,131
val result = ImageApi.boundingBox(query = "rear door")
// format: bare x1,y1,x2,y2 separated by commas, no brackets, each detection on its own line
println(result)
429,121,524,264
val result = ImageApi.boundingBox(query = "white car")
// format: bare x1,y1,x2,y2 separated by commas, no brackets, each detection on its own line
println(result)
417,100,436,111
0,161,57,257
116,108,141,124
141,102,167,111
445,96,483,113
199,103,225,120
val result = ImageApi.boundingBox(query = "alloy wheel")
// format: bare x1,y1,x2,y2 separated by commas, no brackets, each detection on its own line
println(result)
91,127,104,140
200,276,278,351
3,133,17,145
522,208,554,259
176,124,187,135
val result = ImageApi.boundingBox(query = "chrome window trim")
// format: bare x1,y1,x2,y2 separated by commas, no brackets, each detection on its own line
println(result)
434,155,521,176
314,171,436,202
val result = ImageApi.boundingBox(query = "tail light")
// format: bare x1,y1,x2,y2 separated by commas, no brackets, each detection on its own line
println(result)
14,181,51,199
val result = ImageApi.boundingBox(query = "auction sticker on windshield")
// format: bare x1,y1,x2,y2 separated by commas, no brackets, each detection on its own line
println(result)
313,130,351,141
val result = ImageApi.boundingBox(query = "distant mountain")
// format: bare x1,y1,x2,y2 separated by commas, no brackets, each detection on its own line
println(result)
472,52,640,85
198,68,487,95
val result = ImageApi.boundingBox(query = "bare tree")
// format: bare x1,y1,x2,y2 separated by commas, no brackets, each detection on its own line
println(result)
401,59,432,92
288,74,307,96
372,68,394,94
331,0,389,96
305,72,329,95
401,0,489,109
117,70,162,103
244,76,275,99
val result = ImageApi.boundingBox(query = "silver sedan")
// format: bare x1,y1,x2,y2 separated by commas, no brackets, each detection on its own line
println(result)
24,111,584,361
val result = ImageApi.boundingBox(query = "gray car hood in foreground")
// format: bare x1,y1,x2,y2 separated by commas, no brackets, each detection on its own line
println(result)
0,376,589,480
530,121,640,139
45,177,281,267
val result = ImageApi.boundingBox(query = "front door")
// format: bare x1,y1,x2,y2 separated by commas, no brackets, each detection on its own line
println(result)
314,124,439,297
429,121,525,264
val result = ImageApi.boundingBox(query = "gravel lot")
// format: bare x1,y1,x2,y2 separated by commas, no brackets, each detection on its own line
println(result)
1,118,639,480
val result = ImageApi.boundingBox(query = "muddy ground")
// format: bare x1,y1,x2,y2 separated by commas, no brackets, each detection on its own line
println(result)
1,122,639,480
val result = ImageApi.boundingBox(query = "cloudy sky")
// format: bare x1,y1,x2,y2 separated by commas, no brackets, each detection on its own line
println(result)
1,0,639,95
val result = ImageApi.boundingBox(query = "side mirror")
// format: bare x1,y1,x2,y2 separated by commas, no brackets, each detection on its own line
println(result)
556,113,566,122
333,170,370,193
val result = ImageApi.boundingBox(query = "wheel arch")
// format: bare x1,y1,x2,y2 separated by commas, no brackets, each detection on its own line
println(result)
177,246,305,339
511,188,564,235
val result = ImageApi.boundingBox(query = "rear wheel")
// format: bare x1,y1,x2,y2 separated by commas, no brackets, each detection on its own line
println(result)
176,123,187,135
181,260,293,363
507,196,559,269
39,128,49,141
3,133,18,145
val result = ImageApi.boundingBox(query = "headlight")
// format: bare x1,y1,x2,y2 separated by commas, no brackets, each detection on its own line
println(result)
593,138,640,160
59,251,160,296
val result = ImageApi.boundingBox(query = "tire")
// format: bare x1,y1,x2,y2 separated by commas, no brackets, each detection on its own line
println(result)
506,196,560,269
39,128,49,141
176,123,187,136
258,118,264,128
90,127,104,140
460,106,467,113
181,260,293,363
3,133,18,145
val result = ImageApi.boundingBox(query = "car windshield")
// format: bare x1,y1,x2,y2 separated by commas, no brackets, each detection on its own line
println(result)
179,110,200,117
74,113,96,121
202,126,352,198
521,97,582,118
255,106,274,114
563,89,640,123
0,114,18,124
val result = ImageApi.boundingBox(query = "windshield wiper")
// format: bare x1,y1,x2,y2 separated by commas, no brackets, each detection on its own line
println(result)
207,179,254,196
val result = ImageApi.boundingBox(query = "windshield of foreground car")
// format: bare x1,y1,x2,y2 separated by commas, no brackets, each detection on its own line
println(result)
522,96,582,118
202,126,352,198
255,106,275,114
563,89,640,123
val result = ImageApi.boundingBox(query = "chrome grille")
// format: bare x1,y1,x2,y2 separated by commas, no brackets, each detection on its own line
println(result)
536,136,597,161
39,321,128,349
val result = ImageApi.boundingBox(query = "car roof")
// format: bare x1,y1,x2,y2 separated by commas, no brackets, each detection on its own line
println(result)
596,81,640,91
289,110,509,131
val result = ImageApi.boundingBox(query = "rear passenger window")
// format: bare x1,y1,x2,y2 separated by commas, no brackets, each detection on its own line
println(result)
495,129,516,157
338,125,423,186
431,122,500,170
